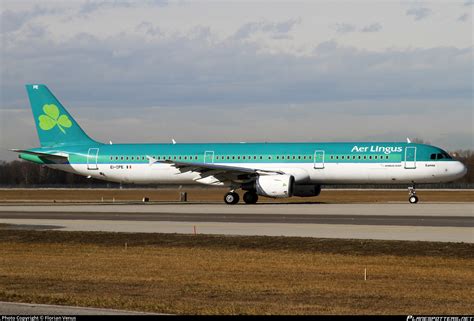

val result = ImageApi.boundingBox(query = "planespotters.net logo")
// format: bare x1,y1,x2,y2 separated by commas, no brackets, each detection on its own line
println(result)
407,316,473,321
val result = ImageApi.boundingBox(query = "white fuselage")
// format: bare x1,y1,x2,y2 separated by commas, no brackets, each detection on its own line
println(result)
49,160,467,186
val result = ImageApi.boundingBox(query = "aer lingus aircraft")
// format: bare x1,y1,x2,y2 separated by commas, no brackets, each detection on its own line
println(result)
13,85,467,204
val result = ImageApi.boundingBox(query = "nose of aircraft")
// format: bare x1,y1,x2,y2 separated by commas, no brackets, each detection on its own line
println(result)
454,161,468,179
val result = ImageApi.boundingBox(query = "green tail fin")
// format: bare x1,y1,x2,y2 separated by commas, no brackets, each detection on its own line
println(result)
26,84,97,147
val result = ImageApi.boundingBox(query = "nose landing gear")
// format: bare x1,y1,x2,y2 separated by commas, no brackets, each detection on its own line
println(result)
408,185,419,204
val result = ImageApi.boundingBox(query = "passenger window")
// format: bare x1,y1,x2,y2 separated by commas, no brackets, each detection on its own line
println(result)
336,156,339,160
298,156,301,160
292,156,296,160
243,156,246,160
358,156,361,159
276,156,279,160
254,156,257,160
237,156,240,160
260,156,263,160
374,156,377,160
232,156,235,160
364,156,367,160
352,156,356,160
341,156,344,160
369,156,372,160
330,156,334,160
304,156,307,160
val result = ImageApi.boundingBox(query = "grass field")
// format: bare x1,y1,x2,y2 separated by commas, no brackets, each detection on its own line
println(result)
0,188,473,203
0,229,472,315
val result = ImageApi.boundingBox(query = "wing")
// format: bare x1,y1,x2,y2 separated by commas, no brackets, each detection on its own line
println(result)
147,156,283,184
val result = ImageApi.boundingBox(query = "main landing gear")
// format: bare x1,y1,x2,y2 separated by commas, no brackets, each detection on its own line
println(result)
224,191,239,204
408,184,419,204
224,190,259,204
243,191,258,204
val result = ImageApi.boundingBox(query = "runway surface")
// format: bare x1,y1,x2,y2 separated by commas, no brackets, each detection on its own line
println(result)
0,211,472,227
0,301,159,315
0,203,472,243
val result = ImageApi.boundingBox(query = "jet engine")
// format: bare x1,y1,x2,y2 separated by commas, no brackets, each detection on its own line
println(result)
292,184,321,197
255,174,294,198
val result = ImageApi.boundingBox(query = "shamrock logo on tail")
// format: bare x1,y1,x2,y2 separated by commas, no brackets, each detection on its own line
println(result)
38,104,72,134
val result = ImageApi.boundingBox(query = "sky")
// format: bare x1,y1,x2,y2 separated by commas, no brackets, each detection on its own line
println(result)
0,0,472,161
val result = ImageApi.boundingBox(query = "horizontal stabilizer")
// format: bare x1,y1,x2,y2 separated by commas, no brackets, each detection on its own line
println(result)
10,149,69,162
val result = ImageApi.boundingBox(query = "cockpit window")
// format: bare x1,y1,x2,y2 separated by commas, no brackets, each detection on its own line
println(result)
442,151,452,159
436,153,443,160
430,154,436,160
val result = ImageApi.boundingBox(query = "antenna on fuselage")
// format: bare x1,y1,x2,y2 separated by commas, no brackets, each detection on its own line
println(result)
172,139,176,144
406,137,411,143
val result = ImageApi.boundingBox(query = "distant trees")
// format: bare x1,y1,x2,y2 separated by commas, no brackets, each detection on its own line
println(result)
0,160,111,187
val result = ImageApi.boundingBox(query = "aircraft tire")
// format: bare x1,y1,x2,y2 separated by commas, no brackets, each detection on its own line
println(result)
243,191,258,204
224,192,240,204
409,195,419,204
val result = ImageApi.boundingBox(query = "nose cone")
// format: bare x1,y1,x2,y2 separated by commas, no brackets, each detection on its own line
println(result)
453,161,467,179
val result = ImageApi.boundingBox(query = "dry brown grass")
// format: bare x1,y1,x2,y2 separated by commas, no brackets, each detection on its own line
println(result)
0,188,473,203
0,230,472,314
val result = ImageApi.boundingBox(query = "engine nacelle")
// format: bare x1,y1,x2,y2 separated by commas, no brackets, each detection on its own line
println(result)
292,184,321,197
256,174,294,198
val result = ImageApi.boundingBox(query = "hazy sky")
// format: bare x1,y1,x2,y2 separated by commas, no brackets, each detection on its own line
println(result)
0,0,472,161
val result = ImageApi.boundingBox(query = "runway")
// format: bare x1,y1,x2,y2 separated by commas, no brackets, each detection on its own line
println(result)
0,211,472,227
0,301,160,315
0,203,472,243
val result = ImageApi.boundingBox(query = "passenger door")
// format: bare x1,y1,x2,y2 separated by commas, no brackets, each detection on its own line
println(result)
204,151,214,164
404,147,416,169
313,150,325,169
87,148,99,170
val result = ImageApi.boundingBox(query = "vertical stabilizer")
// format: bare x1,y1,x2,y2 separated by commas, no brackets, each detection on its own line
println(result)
26,84,97,147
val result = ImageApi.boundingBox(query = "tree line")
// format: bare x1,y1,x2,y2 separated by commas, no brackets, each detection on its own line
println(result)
0,150,472,187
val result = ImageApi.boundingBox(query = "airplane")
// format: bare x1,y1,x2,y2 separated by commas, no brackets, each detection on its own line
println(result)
12,84,467,204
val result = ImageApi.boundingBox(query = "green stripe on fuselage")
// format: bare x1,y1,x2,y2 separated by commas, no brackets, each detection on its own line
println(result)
26,142,452,165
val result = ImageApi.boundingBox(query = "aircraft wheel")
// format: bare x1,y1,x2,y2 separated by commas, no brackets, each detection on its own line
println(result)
243,191,258,204
409,195,419,204
224,192,240,205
